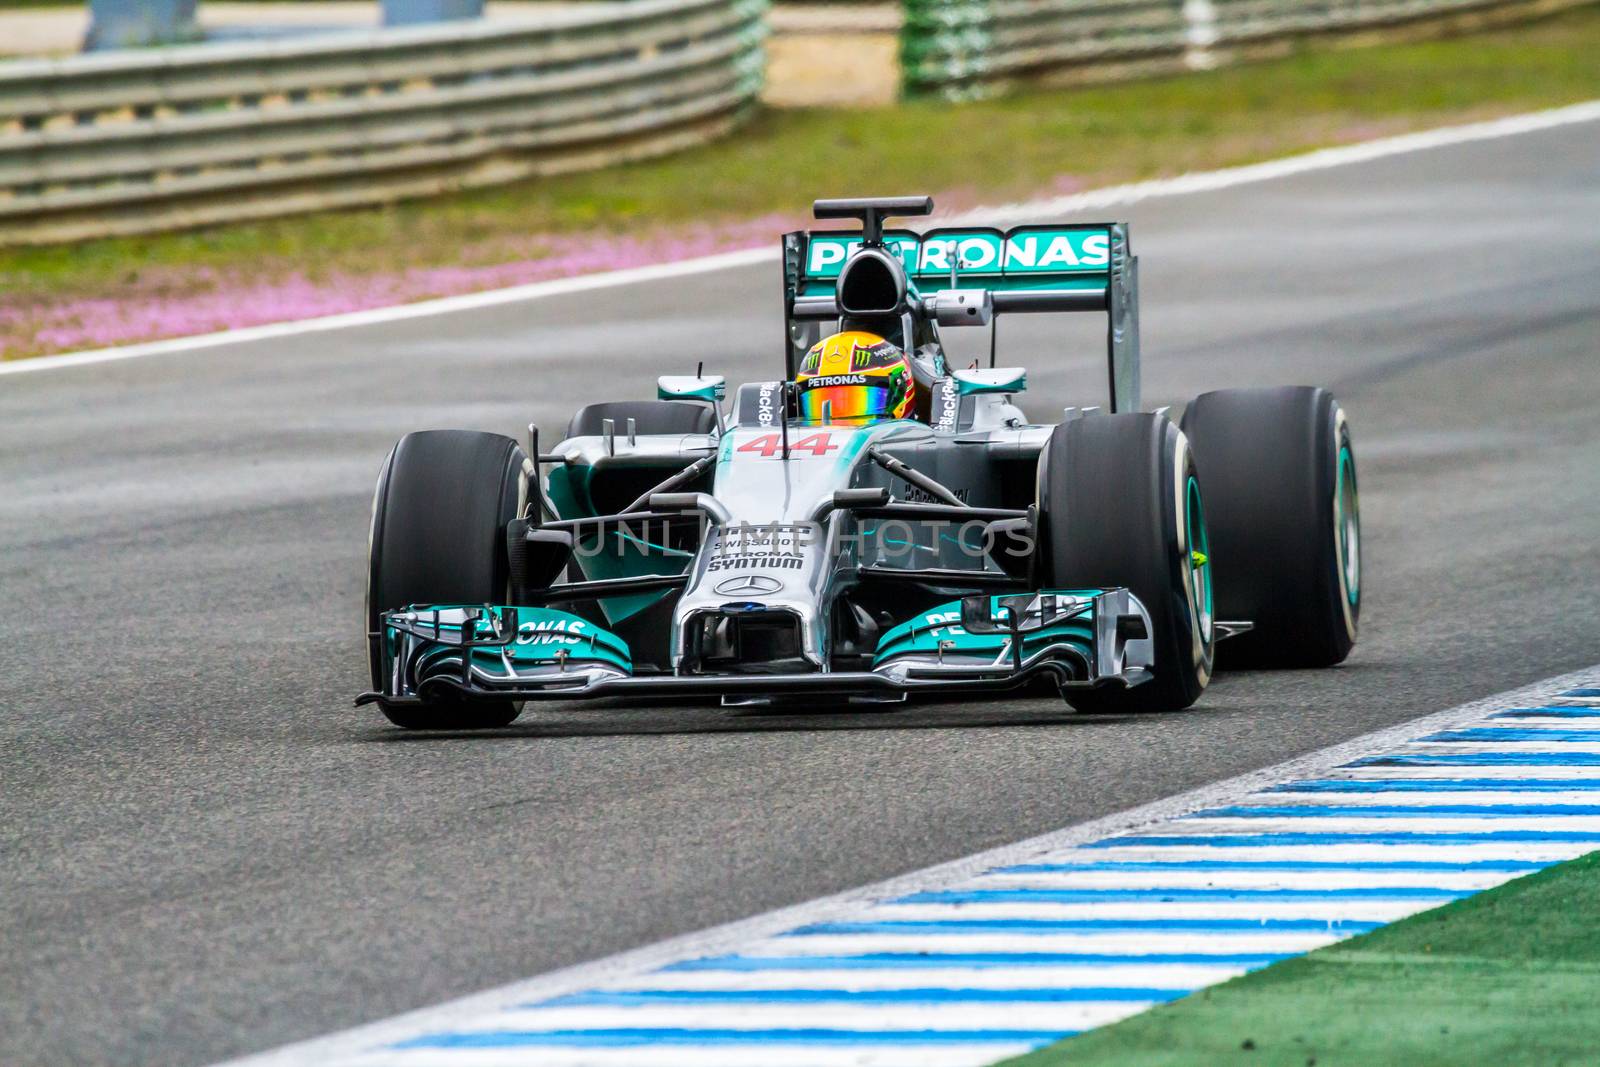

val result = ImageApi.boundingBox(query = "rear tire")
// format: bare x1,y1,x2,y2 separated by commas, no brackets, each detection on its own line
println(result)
1181,386,1358,668
1037,414,1213,713
367,430,529,730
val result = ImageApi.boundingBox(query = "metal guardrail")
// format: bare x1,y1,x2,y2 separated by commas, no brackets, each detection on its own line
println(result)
0,0,767,243
1200,0,1545,41
901,0,1577,98
902,0,1185,100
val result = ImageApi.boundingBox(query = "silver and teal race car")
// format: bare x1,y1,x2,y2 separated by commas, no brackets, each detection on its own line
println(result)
360,196,1361,729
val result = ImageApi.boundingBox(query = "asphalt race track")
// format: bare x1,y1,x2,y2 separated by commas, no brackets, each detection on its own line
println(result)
3,117,1598,1067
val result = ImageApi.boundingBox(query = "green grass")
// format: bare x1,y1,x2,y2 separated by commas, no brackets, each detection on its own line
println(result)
4,4,1600,351
1003,850,1600,1067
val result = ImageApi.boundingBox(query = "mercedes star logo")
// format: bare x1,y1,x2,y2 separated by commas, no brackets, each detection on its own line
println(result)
714,575,783,596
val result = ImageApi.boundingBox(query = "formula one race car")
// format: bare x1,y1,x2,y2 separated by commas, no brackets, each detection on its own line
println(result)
361,196,1361,729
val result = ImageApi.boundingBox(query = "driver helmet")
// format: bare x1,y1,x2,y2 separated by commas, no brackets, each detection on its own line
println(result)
795,331,914,425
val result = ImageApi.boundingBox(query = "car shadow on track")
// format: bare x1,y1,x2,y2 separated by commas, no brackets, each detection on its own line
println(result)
357,694,1158,742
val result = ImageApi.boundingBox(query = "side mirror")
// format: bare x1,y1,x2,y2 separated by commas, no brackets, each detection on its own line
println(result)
954,367,1026,395
658,375,726,403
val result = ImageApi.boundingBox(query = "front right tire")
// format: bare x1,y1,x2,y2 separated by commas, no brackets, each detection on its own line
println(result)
367,430,529,730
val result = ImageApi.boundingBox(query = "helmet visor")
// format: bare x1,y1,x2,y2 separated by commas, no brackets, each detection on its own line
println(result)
797,382,893,424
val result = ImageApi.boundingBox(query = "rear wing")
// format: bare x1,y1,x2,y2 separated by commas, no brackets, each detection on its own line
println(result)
781,202,1140,413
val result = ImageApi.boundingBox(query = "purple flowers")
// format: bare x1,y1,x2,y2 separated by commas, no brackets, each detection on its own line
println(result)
3,214,794,359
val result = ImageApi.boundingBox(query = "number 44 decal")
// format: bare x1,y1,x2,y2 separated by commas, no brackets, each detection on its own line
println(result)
736,432,839,458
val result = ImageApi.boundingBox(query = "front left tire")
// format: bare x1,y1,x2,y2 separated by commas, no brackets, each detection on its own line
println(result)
1036,413,1214,712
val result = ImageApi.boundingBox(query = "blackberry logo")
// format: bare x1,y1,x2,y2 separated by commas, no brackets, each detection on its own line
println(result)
935,376,959,433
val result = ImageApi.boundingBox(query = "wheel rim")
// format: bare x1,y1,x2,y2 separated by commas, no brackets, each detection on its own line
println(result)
1335,440,1360,609
1185,474,1214,645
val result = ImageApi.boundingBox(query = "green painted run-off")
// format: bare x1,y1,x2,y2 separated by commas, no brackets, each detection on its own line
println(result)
999,849,1600,1066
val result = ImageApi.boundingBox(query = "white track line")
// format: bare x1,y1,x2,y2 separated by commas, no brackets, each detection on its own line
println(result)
617,965,1240,991
1244,790,1600,806
341,1047,1041,1067
982,867,1514,889
220,663,1600,1067
7,98,1600,381
720,931,1342,956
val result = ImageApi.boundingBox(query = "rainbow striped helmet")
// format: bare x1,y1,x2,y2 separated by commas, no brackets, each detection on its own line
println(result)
795,331,914,425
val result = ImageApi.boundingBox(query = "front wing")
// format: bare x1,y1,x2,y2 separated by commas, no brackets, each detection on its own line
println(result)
359,589,1154,708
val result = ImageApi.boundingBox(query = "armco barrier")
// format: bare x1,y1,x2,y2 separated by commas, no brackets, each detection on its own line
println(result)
901,0,1584,98
0,0,767,243
902,0,1186,99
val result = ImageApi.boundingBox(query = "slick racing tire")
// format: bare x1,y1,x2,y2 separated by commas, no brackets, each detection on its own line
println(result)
1181,386,1359,669
367,430,529,730
1037,414,1214,713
